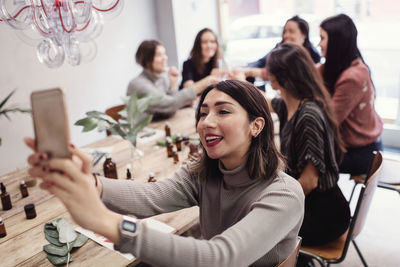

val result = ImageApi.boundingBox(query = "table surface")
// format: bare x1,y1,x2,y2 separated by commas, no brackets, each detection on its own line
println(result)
0,107,199,267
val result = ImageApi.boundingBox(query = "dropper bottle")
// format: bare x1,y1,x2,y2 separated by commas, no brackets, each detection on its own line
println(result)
1,183,12,211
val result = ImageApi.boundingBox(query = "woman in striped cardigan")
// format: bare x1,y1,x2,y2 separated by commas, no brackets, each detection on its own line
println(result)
267,43,350,248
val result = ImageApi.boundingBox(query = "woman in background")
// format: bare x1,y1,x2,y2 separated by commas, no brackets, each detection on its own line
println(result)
180,28,224,89
319,14,383,175
267,43,350,250
26,80,304,267
127,40,218,119
242,15,320,81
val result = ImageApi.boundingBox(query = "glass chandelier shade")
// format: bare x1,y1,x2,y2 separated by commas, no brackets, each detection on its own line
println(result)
0,0,123,68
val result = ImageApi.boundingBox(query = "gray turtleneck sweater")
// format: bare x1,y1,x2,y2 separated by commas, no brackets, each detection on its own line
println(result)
126,70,196,117
101,163,304,267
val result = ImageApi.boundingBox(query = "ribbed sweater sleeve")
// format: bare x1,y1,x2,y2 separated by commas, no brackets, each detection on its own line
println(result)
101,166,199,218
127,72,196,116
103,169,304,267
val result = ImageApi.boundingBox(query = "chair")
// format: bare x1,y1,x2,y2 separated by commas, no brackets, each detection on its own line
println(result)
105,104,125,136
276,237,302,267
349,152,400,202
299,151,383,267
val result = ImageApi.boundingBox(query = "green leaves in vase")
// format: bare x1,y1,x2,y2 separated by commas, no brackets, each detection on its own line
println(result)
0,89,31,146
43,218,88,266
75,92,162,146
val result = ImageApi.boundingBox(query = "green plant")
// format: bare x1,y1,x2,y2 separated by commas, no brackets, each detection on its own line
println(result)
0,89,31,146
43,218,88,266
75,92,162,146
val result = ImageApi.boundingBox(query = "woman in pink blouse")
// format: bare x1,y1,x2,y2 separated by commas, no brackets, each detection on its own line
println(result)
318,14,383,175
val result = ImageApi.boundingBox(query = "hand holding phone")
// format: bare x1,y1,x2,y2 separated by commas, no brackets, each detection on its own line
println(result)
31,88,71,161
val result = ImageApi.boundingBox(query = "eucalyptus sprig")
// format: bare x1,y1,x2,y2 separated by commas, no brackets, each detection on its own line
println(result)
43,218,88,266
75,92,162,146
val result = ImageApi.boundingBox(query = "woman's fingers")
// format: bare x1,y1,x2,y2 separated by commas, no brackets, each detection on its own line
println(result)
28,165,48,179
47,158,85,183
46,183,74,207
71,148,93,174
27,152,48,166
41,171,76,194
24,137,36,151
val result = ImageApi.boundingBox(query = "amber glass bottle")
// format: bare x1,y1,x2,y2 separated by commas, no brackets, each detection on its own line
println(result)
126,168,132,179
173,147,179,164
176,133,183,151
20,180,29,198
165,122,171,137
103,156,118,179
0,217,6,238
0,183,12,211
166,137,173,158
148,172,157,183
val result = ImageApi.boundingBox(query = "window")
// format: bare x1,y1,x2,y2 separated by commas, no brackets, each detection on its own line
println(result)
219,0,400,146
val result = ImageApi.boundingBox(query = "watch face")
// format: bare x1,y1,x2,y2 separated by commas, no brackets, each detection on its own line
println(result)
122,220,137,233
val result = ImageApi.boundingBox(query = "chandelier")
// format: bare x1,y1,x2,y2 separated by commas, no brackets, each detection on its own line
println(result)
0,0,123,68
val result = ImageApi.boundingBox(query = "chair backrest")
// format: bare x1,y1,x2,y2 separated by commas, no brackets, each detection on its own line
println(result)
105,105,125,136
276,237,302,267
105,104,125,121
351,151,383,239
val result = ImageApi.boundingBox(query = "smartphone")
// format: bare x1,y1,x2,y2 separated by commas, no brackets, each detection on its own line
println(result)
31,88,71,160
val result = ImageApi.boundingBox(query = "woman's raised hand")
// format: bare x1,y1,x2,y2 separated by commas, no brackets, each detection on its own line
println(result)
24,138,121,242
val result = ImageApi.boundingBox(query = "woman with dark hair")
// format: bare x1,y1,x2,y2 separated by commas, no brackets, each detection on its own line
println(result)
180,28,224,89
240,15,320,80
127,40,218,118
267,43,350,248
319,14,383,175
25,80,304,266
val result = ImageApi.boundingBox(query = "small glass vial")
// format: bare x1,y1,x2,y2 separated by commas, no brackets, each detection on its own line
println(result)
103,155,118,179
165,122,171,137
166,137,173,158
20,180,29,198
126,168,132,180
175,133,183,151
0,182,12,211
189,141,200,155
173,147,179,164
24,203,37,219
0,217,6,238
148,172,157,183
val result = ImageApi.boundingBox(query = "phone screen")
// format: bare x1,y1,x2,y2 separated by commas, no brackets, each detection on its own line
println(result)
31,88,71,159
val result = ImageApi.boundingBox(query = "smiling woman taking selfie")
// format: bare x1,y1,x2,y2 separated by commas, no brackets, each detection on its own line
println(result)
26,80,304,267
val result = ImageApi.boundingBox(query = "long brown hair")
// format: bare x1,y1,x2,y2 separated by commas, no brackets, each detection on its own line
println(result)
190,28,220,75
320,14,368,95
191,80,284,182
267,43,345,162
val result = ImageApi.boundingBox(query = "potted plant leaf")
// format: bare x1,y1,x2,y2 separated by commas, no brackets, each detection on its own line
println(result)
75,92,162,147
0,89,31,146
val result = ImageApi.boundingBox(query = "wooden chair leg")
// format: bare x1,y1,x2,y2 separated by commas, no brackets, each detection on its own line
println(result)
352,240,368,267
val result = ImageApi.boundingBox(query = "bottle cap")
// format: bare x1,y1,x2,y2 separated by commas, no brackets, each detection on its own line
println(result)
176,133,182,138
20,180,26,185
0,217,3,223
172,147,177,152
166,137,172,143
24,203,37,219
148,172,155,178
0,183,5,193
165,122,170,126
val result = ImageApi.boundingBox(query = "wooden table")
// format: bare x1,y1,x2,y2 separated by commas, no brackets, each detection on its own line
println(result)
0,107,199,267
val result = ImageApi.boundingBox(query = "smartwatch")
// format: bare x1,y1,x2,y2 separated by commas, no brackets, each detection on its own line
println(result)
120,216,139,237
